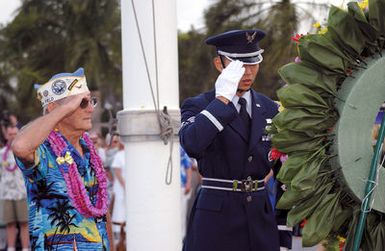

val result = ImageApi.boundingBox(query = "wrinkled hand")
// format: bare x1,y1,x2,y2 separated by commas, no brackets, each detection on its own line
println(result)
215,60,245,101
59,92,90,116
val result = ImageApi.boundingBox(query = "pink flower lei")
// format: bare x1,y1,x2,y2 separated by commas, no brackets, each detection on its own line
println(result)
48,130,108,218
2,144,18,172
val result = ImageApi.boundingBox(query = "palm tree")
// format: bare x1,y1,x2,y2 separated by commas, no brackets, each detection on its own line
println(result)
0,61,15,112
178,0,329,101
30,230,40,250
61,0,122,98
44,234,55,251
47,199,77,249
178,29,213,102
30,180,58,211
0,0,122,122
47,199,75,229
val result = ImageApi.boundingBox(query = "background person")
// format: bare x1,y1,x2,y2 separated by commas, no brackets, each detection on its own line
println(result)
89,131,107,164
105,132,123,214
0,123,29,251
110,135,126,250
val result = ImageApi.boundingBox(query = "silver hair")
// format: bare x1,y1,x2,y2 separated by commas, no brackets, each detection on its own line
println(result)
43,105,48,115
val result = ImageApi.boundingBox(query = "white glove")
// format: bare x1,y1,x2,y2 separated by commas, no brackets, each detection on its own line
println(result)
215,60,245,101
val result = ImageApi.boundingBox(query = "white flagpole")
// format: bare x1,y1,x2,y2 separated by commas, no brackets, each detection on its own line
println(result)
119,0,182,250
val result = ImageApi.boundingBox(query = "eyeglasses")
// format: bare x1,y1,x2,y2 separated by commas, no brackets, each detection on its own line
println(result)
80,96,98,109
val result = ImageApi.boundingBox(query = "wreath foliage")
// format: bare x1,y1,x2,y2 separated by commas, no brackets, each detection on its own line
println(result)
271,1,385,249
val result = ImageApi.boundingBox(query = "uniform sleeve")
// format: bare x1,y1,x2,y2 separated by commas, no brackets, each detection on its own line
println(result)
179,97,237,158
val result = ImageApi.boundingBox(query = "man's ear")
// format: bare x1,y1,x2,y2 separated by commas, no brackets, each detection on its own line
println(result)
213,56,223,72
47,102,58,113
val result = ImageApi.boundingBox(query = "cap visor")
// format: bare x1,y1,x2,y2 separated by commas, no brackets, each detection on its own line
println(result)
225,55,263,65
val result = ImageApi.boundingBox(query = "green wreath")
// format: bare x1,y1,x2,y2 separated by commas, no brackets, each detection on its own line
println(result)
270,0,385,250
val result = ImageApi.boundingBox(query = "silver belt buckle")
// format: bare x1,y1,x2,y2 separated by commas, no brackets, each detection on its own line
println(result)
241,176,254,192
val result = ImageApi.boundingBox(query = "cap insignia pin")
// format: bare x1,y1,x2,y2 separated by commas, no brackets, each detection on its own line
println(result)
68,79,79,91
51,80,66,95
246,31,257,44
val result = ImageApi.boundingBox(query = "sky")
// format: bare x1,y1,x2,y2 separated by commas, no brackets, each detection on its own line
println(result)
0,0,21,25
176,0,348,32
0,0,209,30
0,0,347,31
176,0,346,32
176,0,210,31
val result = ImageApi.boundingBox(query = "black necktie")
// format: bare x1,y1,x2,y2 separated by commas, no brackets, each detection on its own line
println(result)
238,97,251,138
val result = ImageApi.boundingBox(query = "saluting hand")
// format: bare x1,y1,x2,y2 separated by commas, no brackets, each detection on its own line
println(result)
215,60,245,103
59,92,91,116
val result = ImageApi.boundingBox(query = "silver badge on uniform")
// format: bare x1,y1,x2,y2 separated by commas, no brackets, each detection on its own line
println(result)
181,116,196,128
265,118,273,131
262,135,271,141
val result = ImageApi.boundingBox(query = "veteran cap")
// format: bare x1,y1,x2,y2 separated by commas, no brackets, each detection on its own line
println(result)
205,29,266,65
36,68,90,107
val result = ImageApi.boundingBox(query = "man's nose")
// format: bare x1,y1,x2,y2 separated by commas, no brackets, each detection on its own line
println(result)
88,105,95,112
85,102,95,112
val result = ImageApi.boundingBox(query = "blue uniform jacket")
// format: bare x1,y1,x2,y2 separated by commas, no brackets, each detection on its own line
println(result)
180,89,280,251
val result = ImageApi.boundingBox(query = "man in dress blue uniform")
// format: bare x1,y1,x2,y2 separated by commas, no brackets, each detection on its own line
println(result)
179,29,280,251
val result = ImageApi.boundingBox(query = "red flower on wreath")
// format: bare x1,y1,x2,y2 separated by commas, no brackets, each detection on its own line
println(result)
291,33,303,44
270,147,284,161
300,219,308,228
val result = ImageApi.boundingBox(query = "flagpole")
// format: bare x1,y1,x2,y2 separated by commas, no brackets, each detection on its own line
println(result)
118,0,182,250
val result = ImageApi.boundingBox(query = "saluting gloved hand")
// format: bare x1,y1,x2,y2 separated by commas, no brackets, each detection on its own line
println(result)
215,60,245,101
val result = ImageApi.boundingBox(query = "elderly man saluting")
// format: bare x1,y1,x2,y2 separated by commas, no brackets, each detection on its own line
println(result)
180,29,280,251
12,68,112,251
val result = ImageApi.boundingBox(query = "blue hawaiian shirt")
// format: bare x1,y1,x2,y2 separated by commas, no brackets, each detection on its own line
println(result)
180,147,192,188
16,135,110,251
